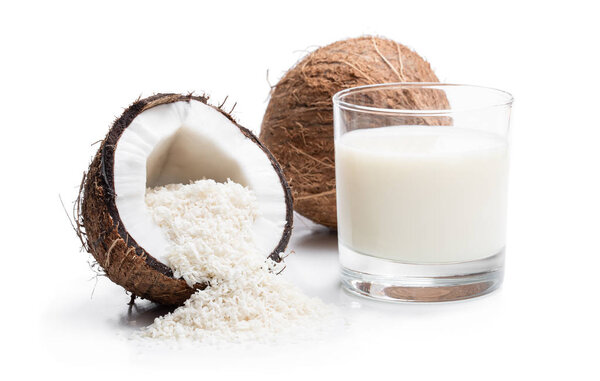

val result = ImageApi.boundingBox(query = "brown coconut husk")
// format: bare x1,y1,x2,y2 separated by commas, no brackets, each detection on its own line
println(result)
260,36,449,229
78,94,293,306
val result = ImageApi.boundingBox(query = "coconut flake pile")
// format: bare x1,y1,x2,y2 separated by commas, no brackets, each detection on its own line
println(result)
139,179,333,344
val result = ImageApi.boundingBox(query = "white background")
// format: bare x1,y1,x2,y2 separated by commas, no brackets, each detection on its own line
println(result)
2,0,599,379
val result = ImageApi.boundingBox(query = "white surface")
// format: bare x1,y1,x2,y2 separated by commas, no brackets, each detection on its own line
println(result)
1,0,599,379
336,127,508,262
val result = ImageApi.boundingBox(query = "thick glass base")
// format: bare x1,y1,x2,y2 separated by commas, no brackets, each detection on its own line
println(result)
340,244,504,302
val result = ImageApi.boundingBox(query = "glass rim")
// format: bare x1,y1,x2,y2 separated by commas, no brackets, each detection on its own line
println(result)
332,82,514,115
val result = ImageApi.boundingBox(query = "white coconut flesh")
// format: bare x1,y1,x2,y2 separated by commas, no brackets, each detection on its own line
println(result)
113,100,287,267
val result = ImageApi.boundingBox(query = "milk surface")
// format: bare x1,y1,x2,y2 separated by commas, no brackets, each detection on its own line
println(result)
335,126,508,263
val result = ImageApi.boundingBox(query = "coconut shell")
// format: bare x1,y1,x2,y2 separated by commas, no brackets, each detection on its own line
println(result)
79,94,293,305
260,36,449,229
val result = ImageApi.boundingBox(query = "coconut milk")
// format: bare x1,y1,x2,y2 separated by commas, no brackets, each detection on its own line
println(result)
335,126,508,263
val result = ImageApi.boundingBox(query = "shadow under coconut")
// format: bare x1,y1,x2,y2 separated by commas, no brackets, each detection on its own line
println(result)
291,213,338,253
292,227,338,254
119,300,176,328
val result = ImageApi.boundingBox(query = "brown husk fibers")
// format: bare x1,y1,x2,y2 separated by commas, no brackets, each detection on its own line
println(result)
260,36,450,229
78,94,293,306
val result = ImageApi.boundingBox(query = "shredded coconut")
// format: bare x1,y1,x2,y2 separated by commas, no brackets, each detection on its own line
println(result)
139,179,334,344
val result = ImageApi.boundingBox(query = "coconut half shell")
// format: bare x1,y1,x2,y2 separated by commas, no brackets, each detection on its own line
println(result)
79,94,293,305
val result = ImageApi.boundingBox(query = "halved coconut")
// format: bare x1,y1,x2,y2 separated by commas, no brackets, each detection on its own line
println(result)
79,94,293,305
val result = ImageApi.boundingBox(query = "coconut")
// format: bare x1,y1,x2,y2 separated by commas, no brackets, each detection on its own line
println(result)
260,36,448,229
78,94,293,305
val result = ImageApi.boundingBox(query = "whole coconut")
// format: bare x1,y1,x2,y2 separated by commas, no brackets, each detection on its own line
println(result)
260,36,448,229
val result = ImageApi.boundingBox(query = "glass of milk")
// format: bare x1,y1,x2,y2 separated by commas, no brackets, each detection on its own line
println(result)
333,83,513,302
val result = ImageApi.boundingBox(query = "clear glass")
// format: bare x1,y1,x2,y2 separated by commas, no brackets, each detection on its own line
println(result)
333,83,513,302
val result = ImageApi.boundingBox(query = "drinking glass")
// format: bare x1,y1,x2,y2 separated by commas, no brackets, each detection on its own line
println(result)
333,83,513,302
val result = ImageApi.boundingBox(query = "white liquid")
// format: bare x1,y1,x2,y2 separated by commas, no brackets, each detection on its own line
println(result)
335,126,508,263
